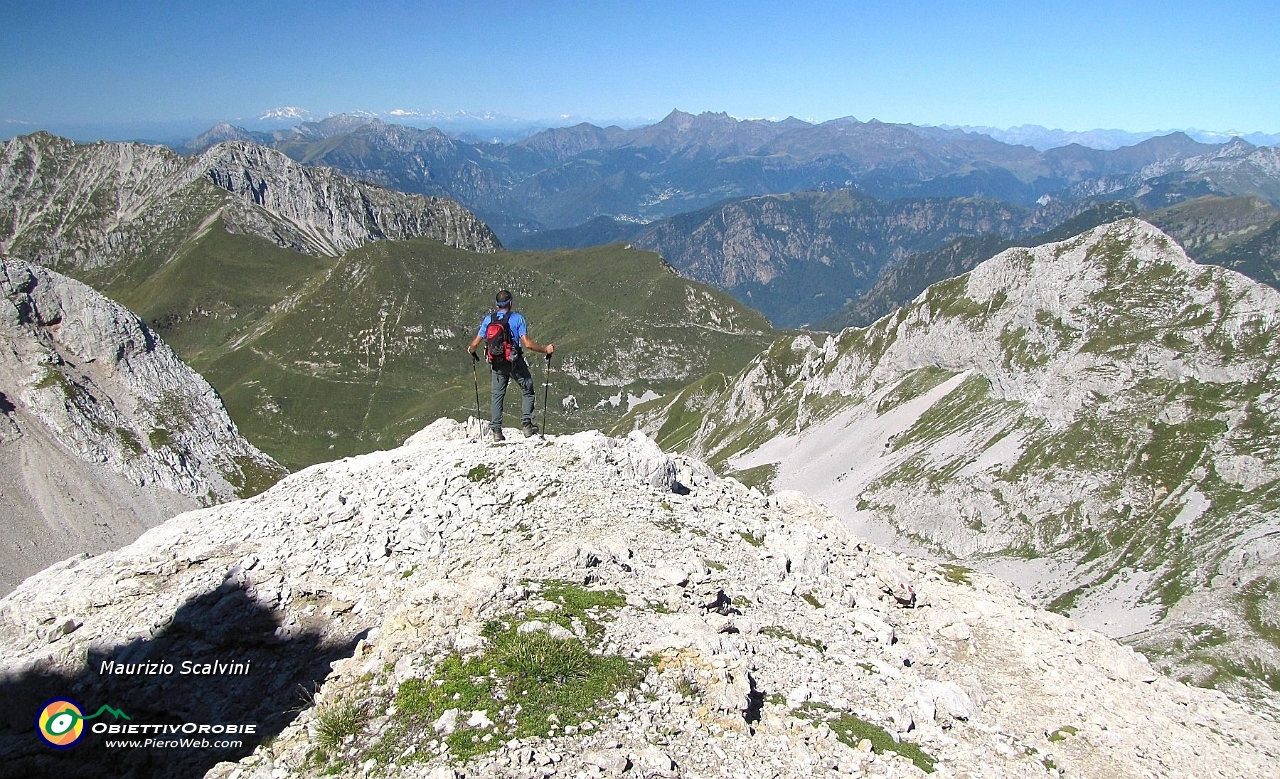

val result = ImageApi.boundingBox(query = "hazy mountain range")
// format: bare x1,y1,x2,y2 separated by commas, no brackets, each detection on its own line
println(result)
946,124,1280,152
503,126,1280,326
162,110,1280,327
8,108,1276,151
177,110,1242,243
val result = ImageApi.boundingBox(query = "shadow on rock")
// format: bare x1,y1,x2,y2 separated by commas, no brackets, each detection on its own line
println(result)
0,575,367,779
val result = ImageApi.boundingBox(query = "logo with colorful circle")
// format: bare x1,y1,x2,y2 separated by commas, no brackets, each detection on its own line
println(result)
36,698,130,749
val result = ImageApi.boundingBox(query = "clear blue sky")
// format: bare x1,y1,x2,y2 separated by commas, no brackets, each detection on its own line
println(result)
2,0,1277,132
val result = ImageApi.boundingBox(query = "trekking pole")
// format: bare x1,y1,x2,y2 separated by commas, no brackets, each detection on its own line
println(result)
541,352,552,435
470,352,482,436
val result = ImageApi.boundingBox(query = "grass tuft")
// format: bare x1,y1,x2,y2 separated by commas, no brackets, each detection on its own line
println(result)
760,625,825,653
797,702,937,773
939,564,973,586
467,463,496,483
504,631,593,683
1048,725,1078,742
376,623,642,763
314,698,365,751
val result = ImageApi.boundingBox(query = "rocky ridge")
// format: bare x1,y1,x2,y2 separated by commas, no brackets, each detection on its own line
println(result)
0,257,283,593
199,141,501,256
0,132,500,282
622,219,1280,701
1072,140,1280,209
1,419,1278,778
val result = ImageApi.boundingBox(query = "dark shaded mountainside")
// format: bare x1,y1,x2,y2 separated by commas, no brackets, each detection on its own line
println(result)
607,191,1075,327
816,202,1144,330
512,192,1280,330
820,196,1280,331
0,133,776,470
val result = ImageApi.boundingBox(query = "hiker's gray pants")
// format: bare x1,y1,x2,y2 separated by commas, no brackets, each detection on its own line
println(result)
491,357,535,430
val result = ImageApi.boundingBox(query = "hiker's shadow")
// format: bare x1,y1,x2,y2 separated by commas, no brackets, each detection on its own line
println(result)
0,575,367,779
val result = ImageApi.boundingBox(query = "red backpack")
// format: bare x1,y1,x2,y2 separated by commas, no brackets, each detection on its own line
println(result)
484,311,515,367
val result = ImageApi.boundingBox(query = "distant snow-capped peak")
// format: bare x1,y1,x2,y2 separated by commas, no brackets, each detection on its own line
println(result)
258,106,312,121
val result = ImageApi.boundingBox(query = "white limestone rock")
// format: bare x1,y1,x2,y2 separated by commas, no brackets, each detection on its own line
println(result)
0,258,282,594
0,420,1276,779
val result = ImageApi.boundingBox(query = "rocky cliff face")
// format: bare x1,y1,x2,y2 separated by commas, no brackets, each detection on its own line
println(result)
623,219,1280,701
2,419,1275,779
0,257,283,593
199,141,501,256
0,132,499,283
1072,140,1280,208
629,191,1047,327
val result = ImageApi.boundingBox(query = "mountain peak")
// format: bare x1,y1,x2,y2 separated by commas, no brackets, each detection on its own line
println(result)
627,218,1280,703
258,106,312,122
1220,136,1259,155
300,113,386,137
183,121,261,152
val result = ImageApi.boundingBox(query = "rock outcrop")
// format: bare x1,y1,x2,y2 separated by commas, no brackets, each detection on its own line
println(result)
0,257,283,593
198,141,501,257
0,132,500,281
1,419,1276,778
624,219,1280,701
1072,139,1280,208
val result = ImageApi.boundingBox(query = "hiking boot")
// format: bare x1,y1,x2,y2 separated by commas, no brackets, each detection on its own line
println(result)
490,428,505,442
521,422,539,438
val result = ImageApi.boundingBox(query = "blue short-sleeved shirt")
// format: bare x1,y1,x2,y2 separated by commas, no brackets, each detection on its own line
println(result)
477,311,528,352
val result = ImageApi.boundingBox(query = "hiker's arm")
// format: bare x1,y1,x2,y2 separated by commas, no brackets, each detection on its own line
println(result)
466,334,482,354
520,335,554,355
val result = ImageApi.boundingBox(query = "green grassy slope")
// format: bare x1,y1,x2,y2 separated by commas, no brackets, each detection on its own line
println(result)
113,219,339,362
114,230,774,469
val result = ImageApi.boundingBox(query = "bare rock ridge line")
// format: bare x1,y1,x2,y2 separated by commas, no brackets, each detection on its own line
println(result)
0,132,500,278
197,142,501,256
2,419,1278,778
625,218,1280,703
0,257,282,594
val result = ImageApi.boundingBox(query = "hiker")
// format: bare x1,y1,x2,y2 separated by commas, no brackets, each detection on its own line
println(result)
466,289,554,441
